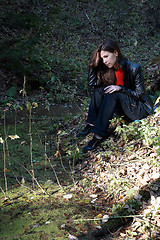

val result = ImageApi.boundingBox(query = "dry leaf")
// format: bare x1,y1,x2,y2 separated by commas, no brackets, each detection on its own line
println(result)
54,151,59,158
90,194,97,198
8,135,20,140
102,214,109,223
0,137,4,144
68,233,79,240
63,194,73,199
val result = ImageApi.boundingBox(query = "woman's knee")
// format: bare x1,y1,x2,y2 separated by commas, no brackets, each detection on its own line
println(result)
103,93,115,102
94,87,104,96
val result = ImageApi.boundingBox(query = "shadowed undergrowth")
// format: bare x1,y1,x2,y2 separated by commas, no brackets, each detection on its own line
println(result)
0,0,159,103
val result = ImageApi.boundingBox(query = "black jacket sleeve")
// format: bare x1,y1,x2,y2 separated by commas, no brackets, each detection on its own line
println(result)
87,67,100,87
121,62,145,101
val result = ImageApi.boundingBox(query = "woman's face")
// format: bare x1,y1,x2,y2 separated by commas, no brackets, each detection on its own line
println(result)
100,50,118,68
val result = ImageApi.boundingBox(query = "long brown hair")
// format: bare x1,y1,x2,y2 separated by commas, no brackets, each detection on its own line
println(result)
89,38,124,70
97,66,116,86
89,39,124,85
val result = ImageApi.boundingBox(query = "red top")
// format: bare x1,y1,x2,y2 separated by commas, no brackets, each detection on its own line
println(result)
115,68,124,86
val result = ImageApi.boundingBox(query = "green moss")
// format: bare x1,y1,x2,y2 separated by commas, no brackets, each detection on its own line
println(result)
0,185,92,239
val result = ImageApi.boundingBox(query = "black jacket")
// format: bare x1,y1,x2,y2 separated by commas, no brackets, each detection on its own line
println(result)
87,59,153,115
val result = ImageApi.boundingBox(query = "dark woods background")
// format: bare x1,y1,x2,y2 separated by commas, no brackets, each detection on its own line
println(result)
0,0,160,103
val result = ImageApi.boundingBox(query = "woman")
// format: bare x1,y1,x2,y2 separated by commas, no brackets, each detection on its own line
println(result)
77,38,153,153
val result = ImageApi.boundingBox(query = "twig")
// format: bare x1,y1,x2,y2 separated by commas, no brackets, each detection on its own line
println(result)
14,108,17,135
63,86,88,115
69,159,77,186
11,169,39,195
74,214,160,222
12,158,48,195
84,10,95,31
47,155,63,190
2,140,8,198
0,181,6,198
57,133,77,185
57,134,68,173
28,107,35,187
3,111,9,198
3,110,10,158
44,135,47,172
22,76,27,99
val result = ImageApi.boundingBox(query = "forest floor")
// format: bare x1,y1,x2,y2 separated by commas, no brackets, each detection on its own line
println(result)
0,90,160,239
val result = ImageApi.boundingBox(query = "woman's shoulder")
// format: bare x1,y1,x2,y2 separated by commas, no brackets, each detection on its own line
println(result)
122,59,142,72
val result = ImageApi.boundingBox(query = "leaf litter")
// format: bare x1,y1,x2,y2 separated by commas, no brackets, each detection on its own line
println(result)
0,105,159,240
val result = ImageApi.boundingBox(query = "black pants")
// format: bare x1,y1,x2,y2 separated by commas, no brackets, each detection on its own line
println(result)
86,87,149,138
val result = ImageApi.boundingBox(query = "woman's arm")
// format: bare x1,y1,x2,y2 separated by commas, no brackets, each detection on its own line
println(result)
121,64,145,100
88,67,100,86
104,64,146,100
121,65,145,100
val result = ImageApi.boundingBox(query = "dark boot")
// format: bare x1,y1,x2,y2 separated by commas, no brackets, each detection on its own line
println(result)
82,136,103,153
76,124,93,137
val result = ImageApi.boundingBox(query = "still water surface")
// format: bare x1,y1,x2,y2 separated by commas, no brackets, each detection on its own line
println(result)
0,102,82,125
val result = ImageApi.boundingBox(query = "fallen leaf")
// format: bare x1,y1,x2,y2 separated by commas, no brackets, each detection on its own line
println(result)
102,214,109,223
63,194,73,199
45,221,50,224
97,214,103,218
90,194,97,198
55,234,62,237
96,225,102,229
32,102,38,108
61,224,66,229
68,233,79,240
1,168,11,172
55,151,60,158
8,135,20,140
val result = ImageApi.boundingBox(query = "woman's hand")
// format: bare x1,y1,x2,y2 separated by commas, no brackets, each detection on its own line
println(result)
104,85,121,94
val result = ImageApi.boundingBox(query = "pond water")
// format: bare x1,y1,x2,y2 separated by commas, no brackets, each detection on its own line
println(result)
0,102,83,125
0,102,83,189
